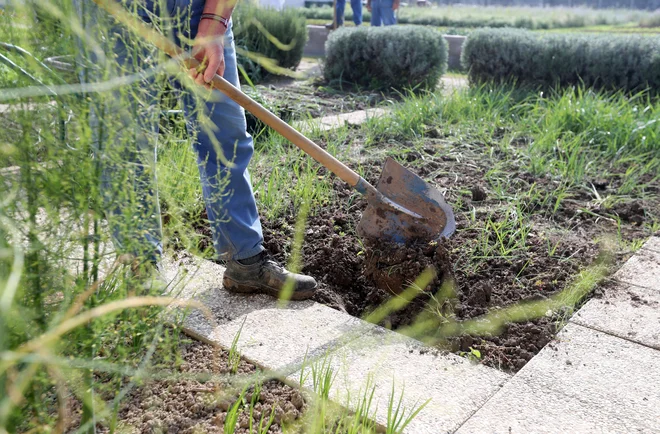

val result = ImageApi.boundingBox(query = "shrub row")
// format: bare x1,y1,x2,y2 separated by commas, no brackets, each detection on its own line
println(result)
639,12,660,28
233,5,307,83
300,5,371,23
395,14,587,30
461,28,660,93
323,26,447,91
299,6,620,30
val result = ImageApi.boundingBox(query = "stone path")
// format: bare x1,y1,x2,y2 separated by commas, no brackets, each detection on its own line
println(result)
457,322,659,433
289,75,466,135
294,107,390,133
174,236,660,433
441,75,469,93
0,101,56,114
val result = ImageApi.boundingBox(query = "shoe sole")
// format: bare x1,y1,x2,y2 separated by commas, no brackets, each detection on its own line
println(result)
222,277,317,301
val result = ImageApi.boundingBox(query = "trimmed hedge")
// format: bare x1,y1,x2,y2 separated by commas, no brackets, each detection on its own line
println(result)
301,5,372,23
233,5,308,83
462,28,660,93
639,13,660,28
323,26,448,91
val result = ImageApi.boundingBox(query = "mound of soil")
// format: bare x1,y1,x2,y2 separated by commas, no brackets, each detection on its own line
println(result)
261,205,566,372
362,239,450,294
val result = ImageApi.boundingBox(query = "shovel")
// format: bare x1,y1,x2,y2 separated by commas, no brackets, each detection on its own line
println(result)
94,0,456,243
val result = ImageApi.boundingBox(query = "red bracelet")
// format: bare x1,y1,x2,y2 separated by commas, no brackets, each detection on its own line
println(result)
201,13,229,28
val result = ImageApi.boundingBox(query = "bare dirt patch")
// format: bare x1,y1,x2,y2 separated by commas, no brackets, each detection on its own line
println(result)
260,201,566,372
119,342,305,433
70,341,307,433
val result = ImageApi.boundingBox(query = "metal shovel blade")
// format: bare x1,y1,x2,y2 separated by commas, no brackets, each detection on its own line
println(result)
357,157,456,244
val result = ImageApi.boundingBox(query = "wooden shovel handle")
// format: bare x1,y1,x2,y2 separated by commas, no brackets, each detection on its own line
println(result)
206,71,363,189
93,0,364,190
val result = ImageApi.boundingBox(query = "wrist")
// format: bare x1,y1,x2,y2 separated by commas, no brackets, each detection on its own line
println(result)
200,13,229,33
199,17,228,37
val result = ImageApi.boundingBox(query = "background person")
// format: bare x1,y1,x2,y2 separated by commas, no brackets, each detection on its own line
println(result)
367,0,399,26
327,0,363,28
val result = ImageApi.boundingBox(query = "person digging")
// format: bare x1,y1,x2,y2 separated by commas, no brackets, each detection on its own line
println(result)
88,0,317,300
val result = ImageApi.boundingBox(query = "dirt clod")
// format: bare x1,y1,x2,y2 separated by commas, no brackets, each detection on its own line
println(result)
470,185,488,202
592,178,609,190
610,200,645,225
363,239,451,294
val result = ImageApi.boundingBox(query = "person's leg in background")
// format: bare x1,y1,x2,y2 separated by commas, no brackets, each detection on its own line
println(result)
351,0,363,26
75,0,165,267
335,0,346,27
369,0,382,26
380,0,397,25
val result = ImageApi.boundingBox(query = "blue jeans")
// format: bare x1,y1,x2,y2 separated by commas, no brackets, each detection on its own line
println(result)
370,0,396,26
80,0,264,262
336,0,363,26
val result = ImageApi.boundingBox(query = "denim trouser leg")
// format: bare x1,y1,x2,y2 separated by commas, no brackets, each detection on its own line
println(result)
176,2,264,261
351,0,363,25
76,0,163,263
335,0,346,26
381,2,396,26
108,35,164,262
370,0,396,26
370,1,381,26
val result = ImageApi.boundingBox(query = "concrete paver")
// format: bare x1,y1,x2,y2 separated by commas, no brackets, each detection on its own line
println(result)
0,101,56,114
444,35,467,71
294,107,389,133
303,25,330,57
441,76,468,94
290,331,509,434
572,282,660,349
642,236,660,253
612,244,660,291
204,302,367,370
457,323,660,434
172,255,377,370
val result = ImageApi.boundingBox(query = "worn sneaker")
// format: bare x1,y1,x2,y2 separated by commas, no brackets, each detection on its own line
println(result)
223,253,317,301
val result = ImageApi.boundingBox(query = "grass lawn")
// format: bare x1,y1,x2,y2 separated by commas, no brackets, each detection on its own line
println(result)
306,6,659,35
544,23,660,34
